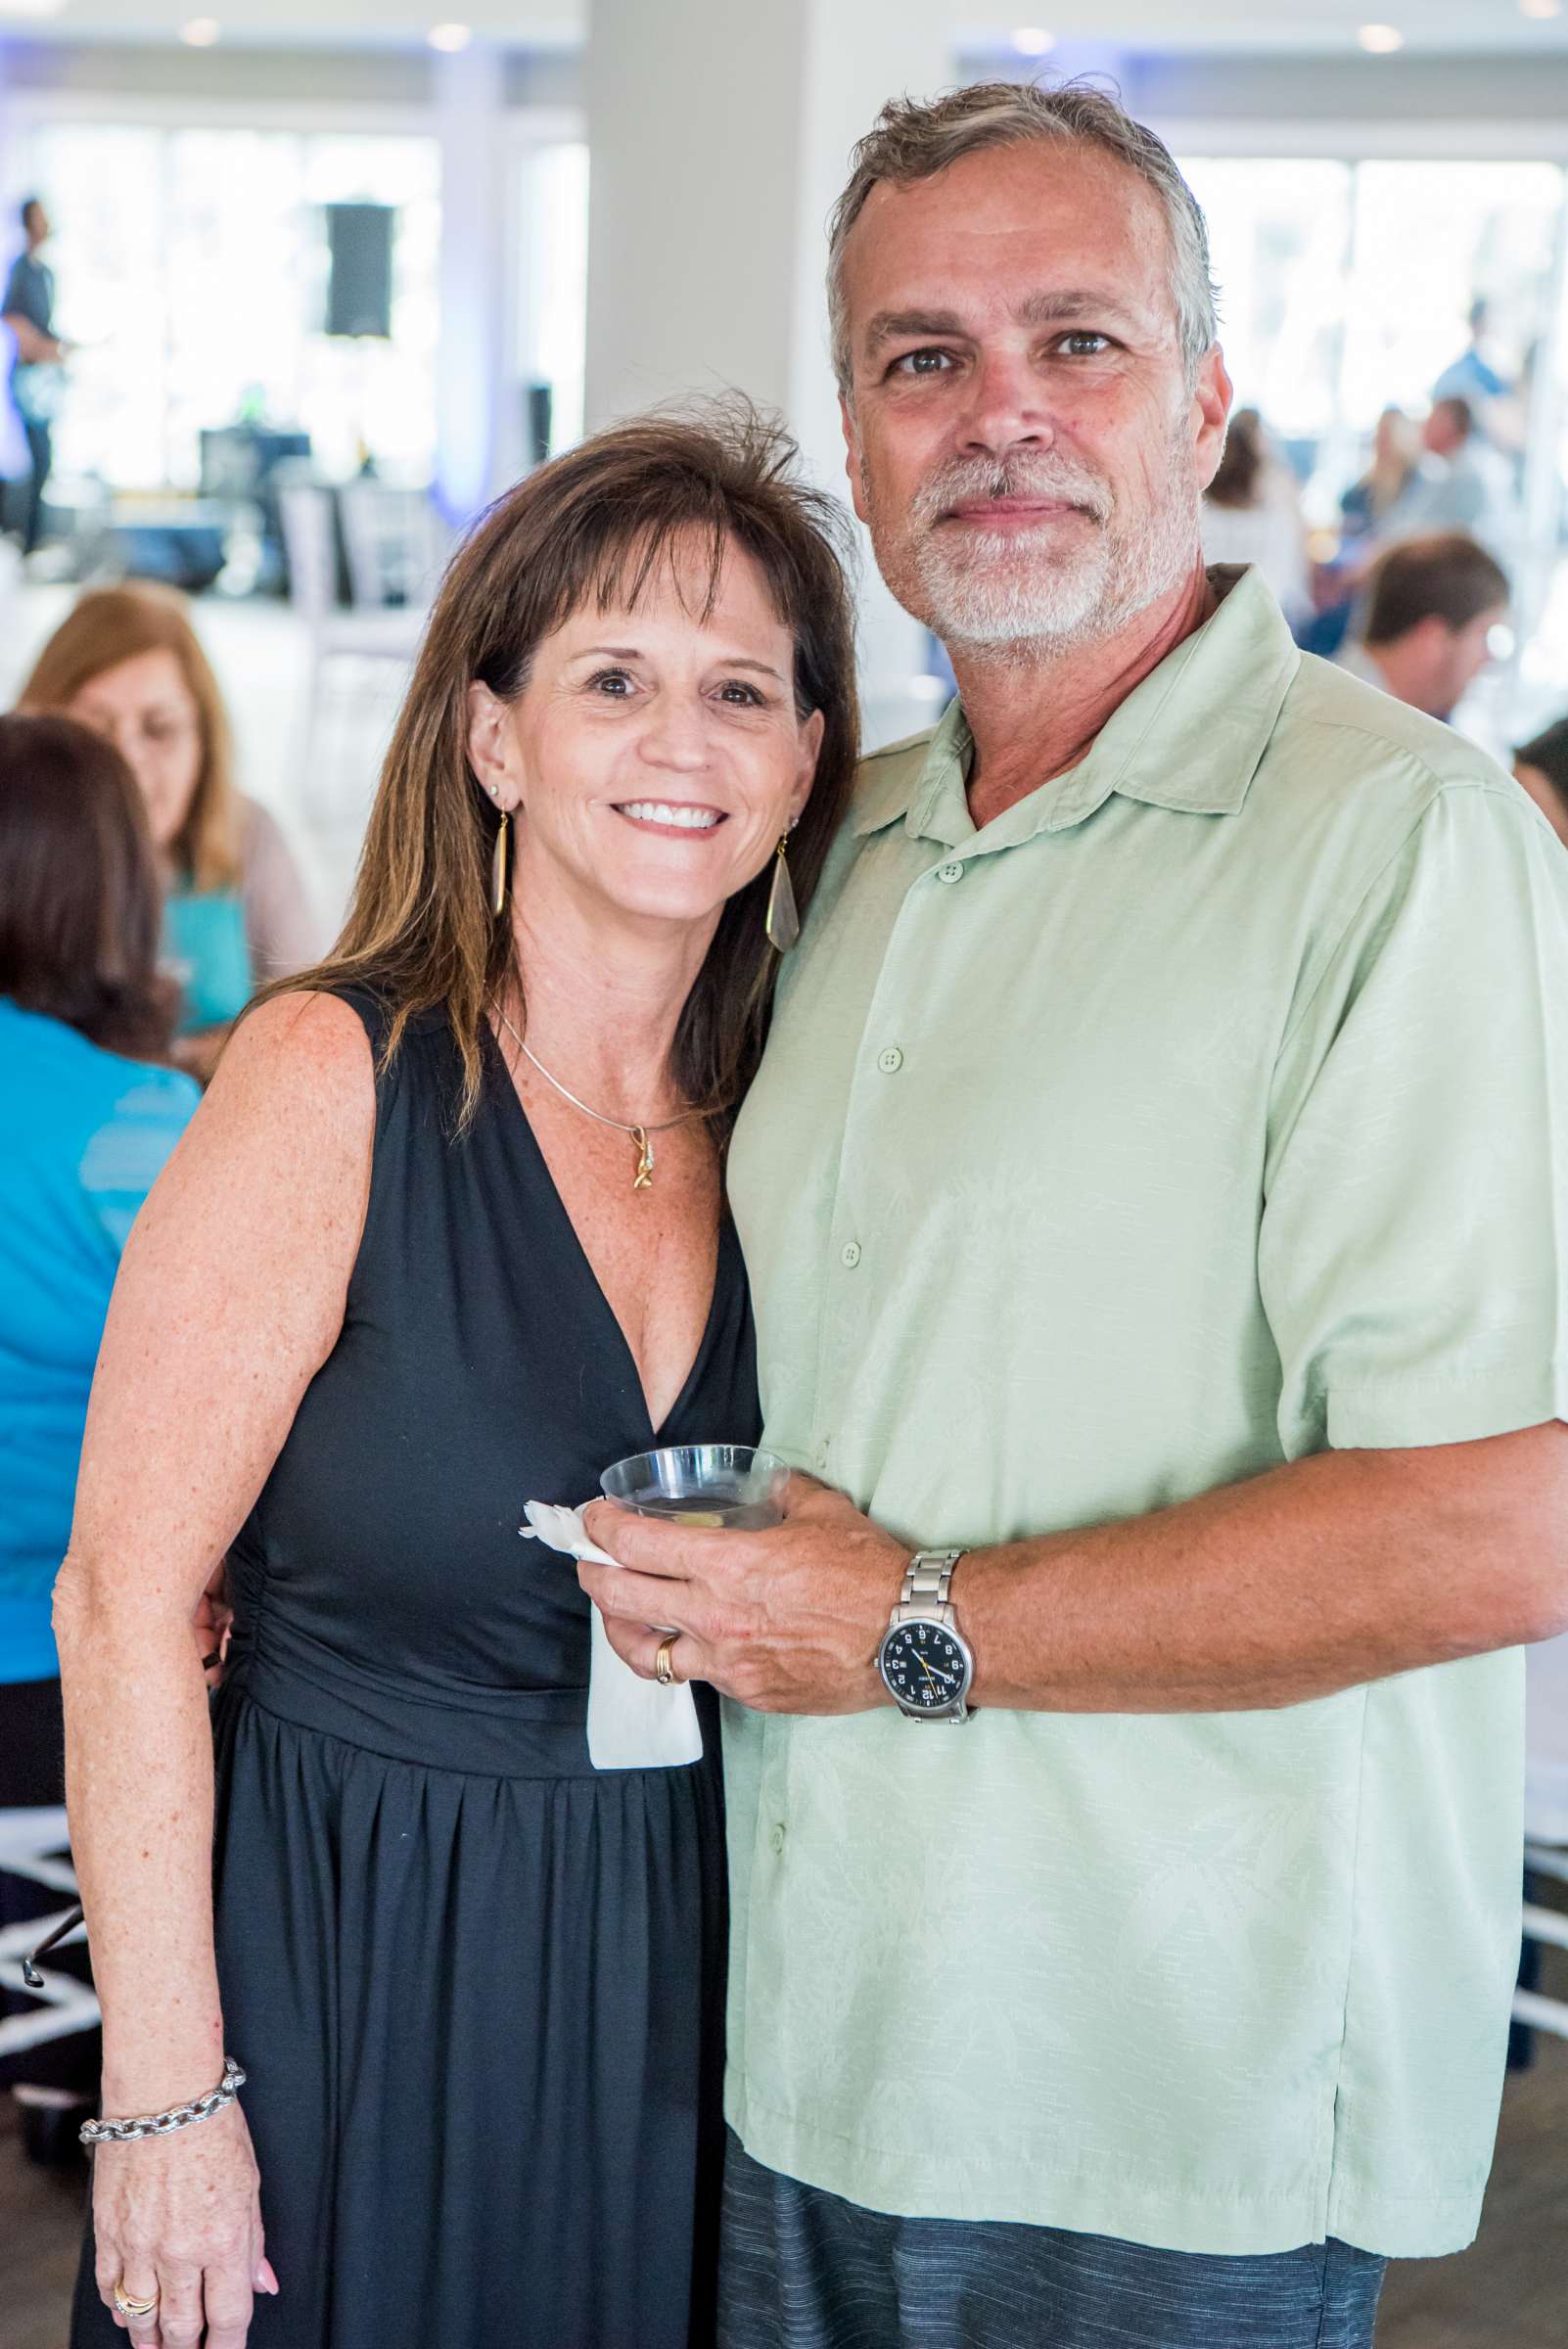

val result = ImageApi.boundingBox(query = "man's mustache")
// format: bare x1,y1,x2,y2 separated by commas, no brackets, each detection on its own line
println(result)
911,457,1113,527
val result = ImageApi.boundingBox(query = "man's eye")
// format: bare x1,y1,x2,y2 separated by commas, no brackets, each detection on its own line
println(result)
891,347,956,378
1057,331,1113,357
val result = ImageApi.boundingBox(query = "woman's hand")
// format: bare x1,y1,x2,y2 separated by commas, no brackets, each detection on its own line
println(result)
92,2101,278,2349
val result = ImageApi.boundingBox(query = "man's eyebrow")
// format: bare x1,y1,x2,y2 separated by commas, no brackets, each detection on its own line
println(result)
862,308,968,353
1016,288,1142,329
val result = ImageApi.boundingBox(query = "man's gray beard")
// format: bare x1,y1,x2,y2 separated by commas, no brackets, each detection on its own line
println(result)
899,448,1200,666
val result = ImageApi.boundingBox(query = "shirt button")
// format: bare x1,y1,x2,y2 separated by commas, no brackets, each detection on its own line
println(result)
840,1240,862,1269
937,861,964,885
814,1438,831,1471
877,1046,903,1075
769,1822,786,1855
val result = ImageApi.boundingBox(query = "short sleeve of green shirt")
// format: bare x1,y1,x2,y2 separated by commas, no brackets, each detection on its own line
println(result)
1262,780,1568,1456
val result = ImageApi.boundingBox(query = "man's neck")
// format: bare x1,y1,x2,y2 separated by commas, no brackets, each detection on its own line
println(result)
949,559,1217,832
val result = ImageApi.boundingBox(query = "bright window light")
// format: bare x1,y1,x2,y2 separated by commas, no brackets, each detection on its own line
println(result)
1520,0,1562,21
180,17,221,43
427,22,472,49
1358,23,1406,50
1012,26,1055,55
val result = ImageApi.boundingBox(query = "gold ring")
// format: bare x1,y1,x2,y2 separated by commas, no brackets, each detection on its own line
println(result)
114,2280,161,2320
654,1635,679,1686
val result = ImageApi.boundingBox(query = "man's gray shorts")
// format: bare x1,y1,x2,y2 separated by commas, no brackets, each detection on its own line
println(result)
717,2135,1387,2349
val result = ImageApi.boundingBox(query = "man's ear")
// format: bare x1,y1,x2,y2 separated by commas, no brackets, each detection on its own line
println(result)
466,680,519,807
1193,346,1233,494
841,392,871,528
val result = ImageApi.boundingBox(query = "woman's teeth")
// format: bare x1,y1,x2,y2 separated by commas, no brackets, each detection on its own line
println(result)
618,803,722,831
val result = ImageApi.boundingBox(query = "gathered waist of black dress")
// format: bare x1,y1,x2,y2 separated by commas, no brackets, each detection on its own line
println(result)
220,1611,610,1779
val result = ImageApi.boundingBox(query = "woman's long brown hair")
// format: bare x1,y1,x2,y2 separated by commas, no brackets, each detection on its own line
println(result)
268,401,860,1133
17,583,242,891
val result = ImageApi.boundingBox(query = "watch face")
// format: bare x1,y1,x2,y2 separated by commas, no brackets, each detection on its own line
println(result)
880,1619,969,1712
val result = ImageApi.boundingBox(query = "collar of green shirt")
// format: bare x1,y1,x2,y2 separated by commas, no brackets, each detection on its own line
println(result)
853,565,1302,853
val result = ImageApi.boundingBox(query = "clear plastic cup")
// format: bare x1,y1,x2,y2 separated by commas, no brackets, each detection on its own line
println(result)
600,1444,790,1529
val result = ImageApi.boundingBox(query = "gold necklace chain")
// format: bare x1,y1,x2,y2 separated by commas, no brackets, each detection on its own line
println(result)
493,1005,702,1192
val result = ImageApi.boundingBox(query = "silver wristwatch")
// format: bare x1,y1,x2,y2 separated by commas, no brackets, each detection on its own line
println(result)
876,1549,973,1723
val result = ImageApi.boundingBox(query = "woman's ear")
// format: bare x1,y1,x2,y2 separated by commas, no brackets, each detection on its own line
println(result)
791,707,826,824
466,681,520,808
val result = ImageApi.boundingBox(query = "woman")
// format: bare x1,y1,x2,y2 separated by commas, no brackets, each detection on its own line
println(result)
1199,406,1310,630
18,585,318,1077
1514,715,1568,850
1338,405,1420,541
0,714,199,2161
56,405,857,2348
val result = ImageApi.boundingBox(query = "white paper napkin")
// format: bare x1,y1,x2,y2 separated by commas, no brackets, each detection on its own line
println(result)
520,1500,703,1771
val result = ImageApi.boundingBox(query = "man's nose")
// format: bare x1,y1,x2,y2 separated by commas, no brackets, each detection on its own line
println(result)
952,350,1057,462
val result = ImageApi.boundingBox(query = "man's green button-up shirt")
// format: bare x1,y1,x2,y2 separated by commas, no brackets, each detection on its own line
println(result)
723,569,1568,2259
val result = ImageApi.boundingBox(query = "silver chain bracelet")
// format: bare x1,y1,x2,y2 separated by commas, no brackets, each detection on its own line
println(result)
79,2056,247,2148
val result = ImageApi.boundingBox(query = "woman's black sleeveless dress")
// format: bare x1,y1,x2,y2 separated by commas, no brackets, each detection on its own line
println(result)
73,990,751,2349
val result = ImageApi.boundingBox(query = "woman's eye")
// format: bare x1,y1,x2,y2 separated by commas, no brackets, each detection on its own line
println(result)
716,681,765,707
891,347,955,378
587,668,635,696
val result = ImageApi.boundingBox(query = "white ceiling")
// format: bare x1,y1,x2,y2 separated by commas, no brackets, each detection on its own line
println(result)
2,0,1567,52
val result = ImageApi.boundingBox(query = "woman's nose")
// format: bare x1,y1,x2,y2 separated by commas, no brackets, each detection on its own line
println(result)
638,695,710,771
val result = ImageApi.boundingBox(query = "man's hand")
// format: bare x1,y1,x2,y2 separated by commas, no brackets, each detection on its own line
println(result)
193,1561,233,1690
578,1475,910,1714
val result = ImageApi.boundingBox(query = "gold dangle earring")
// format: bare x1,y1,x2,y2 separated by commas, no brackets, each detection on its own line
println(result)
764,829,800,954
490,805,511,920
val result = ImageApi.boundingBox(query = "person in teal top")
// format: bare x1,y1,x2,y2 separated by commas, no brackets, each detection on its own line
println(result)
18,582,319,1079
0,712,198,2155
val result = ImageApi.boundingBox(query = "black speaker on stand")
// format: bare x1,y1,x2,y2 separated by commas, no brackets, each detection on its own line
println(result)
324,204,394,341
324,204,394,480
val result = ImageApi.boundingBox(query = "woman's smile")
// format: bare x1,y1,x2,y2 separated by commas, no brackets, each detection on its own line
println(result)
612,799,728,836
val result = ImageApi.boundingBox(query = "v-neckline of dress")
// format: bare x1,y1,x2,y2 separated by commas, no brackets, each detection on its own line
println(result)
482,1020,727,1445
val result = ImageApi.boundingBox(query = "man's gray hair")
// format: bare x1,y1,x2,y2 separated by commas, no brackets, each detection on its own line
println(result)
827,80,1219,397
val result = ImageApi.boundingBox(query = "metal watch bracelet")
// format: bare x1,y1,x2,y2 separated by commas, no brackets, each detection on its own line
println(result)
80,2056,248,2147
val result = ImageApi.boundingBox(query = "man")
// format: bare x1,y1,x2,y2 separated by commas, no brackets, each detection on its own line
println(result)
1433,298,1513,438
581,81,1568,2348
1337,530,1508,720
1397,394,1511,553
1,198,69,559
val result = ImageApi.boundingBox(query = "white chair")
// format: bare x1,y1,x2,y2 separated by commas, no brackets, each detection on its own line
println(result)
1515,1631,1568,2044
277,484,426,815
338,480,450,614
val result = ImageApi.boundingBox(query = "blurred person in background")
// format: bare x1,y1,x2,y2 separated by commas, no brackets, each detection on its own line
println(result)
1337,405,1421,544
18,586,319,1080
0,714,198,2166
1513,715,1568,850
1200,405,1310,630
1,197,71,560
1397,395,1513,554
1433,298,1516,441
1337,531,1508,722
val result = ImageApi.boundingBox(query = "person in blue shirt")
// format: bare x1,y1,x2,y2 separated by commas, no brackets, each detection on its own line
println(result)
0,712,198,2162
